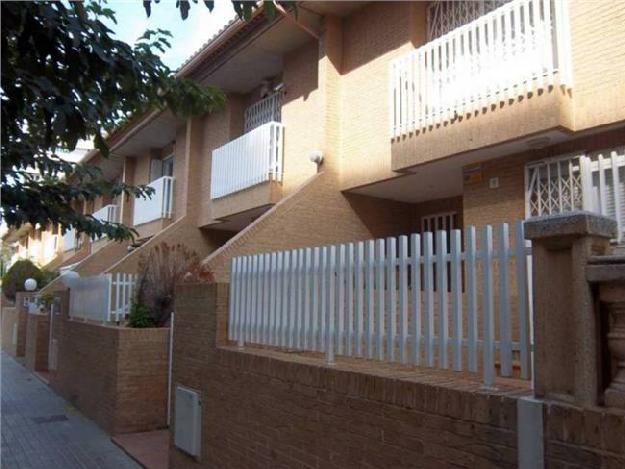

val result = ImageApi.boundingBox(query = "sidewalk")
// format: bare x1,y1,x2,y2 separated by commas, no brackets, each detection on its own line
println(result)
1,352,140,469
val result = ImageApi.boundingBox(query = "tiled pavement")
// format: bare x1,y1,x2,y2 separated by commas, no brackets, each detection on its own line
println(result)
1,352,140,469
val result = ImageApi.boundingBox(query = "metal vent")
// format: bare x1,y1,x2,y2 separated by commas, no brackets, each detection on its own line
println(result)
174,385,202,458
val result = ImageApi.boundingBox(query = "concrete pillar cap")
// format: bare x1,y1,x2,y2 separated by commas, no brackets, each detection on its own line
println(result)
524,211,617,241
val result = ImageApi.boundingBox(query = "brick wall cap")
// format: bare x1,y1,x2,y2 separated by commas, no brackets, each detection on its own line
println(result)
586,257,625,283
524,211,616,241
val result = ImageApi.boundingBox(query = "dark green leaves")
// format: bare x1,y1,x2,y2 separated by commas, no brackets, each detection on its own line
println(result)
1,1,224,241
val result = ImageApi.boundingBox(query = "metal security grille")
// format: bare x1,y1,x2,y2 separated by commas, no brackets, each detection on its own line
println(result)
243,91,283,133
427,0,510,41
526,148,625,242
526,154,584,217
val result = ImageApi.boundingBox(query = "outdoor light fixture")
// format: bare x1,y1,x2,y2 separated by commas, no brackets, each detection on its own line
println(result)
60,270,80,288
24,278,38,291
273,82,285,93
309,150,324,165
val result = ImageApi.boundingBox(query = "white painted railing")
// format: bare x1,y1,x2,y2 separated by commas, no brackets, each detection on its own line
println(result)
229,221,533,387
92,204,120,224
244,92,283,133
526,147,625,243
133,176,174,225
390,0,572,137
63,228,77,251
210,121,284,199
43,235,58,263
65,272,137,322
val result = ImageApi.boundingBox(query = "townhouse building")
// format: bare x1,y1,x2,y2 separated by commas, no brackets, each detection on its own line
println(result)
8,0,621,309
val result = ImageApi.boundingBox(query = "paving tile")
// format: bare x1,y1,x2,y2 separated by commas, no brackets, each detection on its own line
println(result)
1,352,140,469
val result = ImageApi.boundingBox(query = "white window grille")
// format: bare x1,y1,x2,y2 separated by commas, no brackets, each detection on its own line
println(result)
526,147,625,242
243,91,283,133
427,1,510,41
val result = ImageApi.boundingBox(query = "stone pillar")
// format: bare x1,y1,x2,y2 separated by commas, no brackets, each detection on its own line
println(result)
586,256,625,409
525,212,616,406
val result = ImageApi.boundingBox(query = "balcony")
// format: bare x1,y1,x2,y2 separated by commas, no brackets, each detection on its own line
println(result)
92,204,120,224
43,235,58,263
210,121,284,199
389,0,573,168
133,176,174,226
63,228,77,252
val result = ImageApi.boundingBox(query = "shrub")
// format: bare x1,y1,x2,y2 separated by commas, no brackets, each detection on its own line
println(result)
135,243,212,326
1,259,55,301
127,303,155,328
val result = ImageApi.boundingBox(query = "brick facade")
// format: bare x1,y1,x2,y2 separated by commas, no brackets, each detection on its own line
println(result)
0,306,21,357
49,314,170,435
170,283,625,469
25,312,50,372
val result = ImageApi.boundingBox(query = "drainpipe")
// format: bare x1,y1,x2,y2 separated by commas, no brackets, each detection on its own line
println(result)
167,311,175,426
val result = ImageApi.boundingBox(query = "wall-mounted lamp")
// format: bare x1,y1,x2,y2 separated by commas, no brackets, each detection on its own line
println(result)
273,82,285,93
309,150,324,166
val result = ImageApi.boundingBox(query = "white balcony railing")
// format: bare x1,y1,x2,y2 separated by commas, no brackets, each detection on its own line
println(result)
390,0,572,137
63,228,77,252
43,235,59,263
92,204,120,224
210,121,284,199
133,176,174,226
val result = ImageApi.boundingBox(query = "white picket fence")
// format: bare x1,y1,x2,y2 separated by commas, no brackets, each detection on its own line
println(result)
210,121,284,199
66,272,137,322
389,0,572,137
229,221,533,387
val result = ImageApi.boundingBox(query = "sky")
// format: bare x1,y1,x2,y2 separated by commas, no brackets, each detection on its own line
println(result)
104,0,236,70
61,0,237,164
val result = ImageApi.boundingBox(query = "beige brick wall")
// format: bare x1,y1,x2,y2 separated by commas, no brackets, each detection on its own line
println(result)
280,39,321,195
49,315,170,435
170,283,520,469
463,128,625,229
340,1,420,189
204,172,425,282
0,306,20,357
569,0,625,130
25,312,49,372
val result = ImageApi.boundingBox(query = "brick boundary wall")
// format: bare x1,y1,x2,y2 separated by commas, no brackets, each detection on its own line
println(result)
1,292,36,357
169,283,625,469
49,315,170,435
25,312,50,372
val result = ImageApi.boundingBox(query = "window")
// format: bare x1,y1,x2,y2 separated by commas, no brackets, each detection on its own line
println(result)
162,156,174,177
526,147,625,242
150,155,174,181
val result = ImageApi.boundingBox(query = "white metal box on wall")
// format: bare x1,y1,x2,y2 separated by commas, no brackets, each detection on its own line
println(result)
174,385,202,458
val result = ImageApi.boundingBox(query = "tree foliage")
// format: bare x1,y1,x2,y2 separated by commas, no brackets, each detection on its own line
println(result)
1,1,292,242
1,1,225,241
1,259,56,302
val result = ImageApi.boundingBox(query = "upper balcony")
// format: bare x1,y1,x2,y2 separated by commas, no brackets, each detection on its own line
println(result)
93,204,120,225
133,175,175,227
209,92,284,221
390,0,574,171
